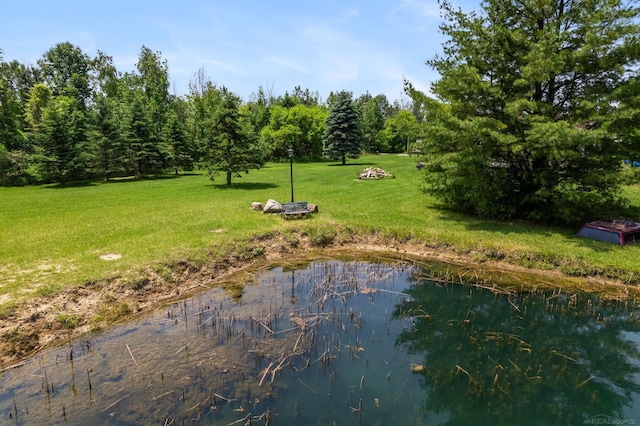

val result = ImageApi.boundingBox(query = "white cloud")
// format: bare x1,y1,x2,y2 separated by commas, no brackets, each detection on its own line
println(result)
0,0,449,101
395,0,441,19
262,55,311,74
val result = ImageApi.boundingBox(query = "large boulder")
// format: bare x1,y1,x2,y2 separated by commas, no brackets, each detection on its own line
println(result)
263,199,283,213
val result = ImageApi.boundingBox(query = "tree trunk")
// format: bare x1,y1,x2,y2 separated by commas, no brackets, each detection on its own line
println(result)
226,170,232,185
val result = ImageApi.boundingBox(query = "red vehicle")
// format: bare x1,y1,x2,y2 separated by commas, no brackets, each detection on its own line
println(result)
576,220,640,245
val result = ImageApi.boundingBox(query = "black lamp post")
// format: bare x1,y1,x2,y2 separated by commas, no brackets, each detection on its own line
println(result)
288,147,294,202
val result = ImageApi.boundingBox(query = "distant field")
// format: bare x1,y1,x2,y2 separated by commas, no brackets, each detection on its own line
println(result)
2,154,639,309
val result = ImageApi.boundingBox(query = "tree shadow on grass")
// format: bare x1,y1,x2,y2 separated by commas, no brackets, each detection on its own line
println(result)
429,203,618,253
42,180,100,189
326,161,377,167
42,174,200,188
209,182,280,191
102,174,185,184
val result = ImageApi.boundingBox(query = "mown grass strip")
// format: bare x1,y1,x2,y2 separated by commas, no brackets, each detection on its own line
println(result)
1,154,639,310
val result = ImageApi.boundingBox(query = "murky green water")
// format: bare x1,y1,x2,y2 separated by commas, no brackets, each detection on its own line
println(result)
2,260,640,425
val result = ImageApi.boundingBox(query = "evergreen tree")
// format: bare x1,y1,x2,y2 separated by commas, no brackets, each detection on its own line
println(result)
163,107,193,175
0,72,21,151
417,0,640,224
92,95,125,180
125,95,168,177
0,63,28,185
40,96,88,183
136,46,170,135
203,88,264,185
323,90,362,165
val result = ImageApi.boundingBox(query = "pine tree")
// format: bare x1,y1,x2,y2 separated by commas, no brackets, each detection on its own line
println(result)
203,88,264,185
41,96,88,183
323,91,362,165
126,95,168,177
93,95,125,180
418,0,640,224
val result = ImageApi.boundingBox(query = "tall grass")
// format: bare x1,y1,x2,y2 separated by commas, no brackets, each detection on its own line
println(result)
1,154,639,308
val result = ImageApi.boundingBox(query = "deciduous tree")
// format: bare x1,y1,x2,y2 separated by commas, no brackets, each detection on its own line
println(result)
24,83,51,132
38,42,92,108
380,110,420,153
260,104,328,160
356,93,389,153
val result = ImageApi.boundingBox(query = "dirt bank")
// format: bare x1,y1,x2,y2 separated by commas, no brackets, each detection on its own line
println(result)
1,231,636,371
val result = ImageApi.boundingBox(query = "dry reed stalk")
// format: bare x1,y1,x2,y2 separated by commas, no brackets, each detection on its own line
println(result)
125,344,137,365
227,413,251,426
213,393,236,403
153,390,175,400
176,342,191,354
293,331,304,353
269,355,289,383
186,395,211,412
253,317,275,335
507,335,530,347
101,393,129,412
576,375,595,388
508,299,521,312
551,349,577,363
297,378,319,394
472,283,515,296
455,365,479,385
258,362,274,387
508,358,522,373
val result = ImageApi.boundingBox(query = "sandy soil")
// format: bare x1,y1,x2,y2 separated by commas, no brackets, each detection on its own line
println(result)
1,232,635,371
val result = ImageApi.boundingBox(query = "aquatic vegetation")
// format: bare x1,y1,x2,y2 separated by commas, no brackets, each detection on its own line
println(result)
2,260,640,425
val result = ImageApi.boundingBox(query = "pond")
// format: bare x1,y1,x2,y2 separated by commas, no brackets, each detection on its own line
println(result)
2,260,640,425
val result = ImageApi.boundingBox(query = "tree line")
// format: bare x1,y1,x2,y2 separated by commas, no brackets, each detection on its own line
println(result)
0,43,420,186
4,0,637,225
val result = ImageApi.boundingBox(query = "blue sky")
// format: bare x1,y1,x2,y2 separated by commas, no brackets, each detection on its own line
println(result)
0,0,473,102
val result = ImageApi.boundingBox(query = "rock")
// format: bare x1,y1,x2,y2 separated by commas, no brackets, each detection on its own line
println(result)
307,203,318,213
251,202,264,211
263,199,282,213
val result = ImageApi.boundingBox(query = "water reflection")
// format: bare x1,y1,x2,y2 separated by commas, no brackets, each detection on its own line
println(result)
394,278,640,425
0,260,639,425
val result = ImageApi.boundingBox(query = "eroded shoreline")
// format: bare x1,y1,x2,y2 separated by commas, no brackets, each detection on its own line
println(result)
1,231,636,371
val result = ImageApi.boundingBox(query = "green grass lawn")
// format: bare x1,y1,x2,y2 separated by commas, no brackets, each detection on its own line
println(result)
2,154,639,309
